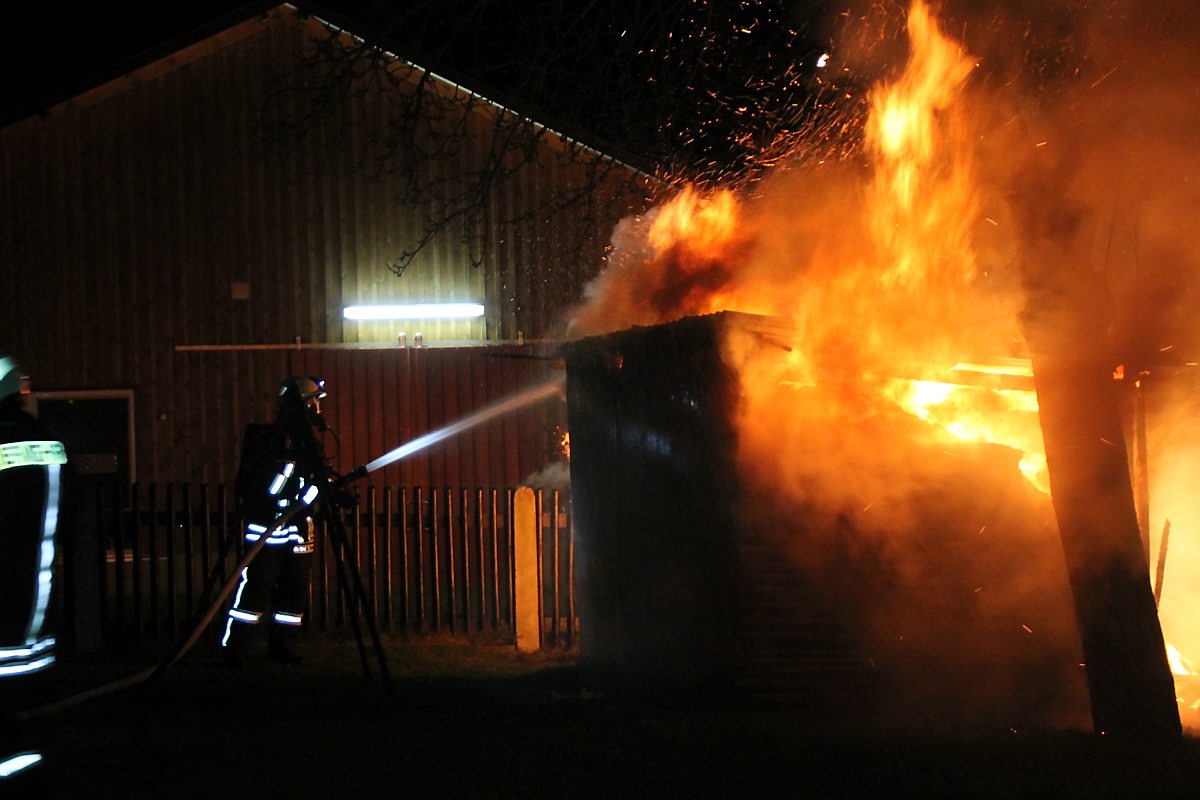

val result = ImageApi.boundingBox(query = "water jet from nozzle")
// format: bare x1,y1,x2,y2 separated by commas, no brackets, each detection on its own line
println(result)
352,376,564,478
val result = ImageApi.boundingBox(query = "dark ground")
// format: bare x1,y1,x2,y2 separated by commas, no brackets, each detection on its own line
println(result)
9,634,1200,799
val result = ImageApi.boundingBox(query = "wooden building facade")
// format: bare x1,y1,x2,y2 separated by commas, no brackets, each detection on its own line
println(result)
0,2,649,485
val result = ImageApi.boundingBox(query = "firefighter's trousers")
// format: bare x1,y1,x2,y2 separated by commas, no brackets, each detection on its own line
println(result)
223,543,312,652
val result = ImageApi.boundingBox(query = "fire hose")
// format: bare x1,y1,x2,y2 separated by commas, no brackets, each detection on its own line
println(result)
17,500,310,720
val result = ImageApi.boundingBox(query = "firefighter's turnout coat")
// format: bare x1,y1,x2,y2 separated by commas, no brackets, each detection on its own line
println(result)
222,423,320,648
0,412,66,678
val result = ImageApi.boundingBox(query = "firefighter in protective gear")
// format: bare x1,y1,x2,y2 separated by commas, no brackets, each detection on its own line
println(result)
222,376,329,665
0,355,66,781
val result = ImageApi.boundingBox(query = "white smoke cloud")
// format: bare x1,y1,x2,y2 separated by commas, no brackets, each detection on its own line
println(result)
521,460,571,491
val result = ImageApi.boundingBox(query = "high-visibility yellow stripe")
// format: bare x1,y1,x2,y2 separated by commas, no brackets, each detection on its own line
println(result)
0,440,67,471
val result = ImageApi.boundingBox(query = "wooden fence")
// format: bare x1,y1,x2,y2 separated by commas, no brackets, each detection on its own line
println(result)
71,482,576,653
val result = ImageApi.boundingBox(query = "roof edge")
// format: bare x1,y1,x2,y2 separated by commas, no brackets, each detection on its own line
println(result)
1,1,662,180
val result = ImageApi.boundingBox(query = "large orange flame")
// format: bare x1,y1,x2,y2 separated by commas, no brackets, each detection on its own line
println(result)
727,0,1046,498
573,0,1044,495
866,0,978,290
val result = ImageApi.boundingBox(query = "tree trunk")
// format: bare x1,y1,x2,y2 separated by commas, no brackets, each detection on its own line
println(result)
1010,161,1180,741
1031,354,1180,740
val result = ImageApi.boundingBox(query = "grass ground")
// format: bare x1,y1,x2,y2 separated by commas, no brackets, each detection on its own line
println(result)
9,634,1200,798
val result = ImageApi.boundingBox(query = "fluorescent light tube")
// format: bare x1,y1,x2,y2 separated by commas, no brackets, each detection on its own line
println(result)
343,303,485,320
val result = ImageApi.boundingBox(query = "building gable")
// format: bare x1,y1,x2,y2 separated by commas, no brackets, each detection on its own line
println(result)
0,2,648,484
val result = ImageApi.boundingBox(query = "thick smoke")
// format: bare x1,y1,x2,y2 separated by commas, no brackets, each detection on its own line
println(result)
940,0,1200,358
567,187,754,337
564,0,1200,729
948,0,1200,726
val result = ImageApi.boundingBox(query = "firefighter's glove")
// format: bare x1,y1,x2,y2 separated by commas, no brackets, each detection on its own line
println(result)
335,487,358,510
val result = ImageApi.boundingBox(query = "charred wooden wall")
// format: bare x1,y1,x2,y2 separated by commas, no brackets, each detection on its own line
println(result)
564,313,743,690
0,4,644,483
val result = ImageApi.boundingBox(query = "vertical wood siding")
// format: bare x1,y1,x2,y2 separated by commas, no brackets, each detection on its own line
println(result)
0,5,644,483
172,344,567,489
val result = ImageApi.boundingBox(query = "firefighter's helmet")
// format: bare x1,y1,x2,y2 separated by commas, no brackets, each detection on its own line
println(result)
278,375,327,428
0,353,30,404
279,375,326,404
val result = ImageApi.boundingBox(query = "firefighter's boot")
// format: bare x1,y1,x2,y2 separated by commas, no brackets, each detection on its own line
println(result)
268,624,302,665
222,621,252,668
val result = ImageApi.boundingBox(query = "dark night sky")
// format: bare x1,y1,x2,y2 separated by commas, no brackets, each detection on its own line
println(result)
2,1,833,105
2,1,834,180
2,2,256,114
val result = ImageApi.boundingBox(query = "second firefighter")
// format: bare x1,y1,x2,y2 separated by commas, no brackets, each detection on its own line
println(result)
222,376,333,665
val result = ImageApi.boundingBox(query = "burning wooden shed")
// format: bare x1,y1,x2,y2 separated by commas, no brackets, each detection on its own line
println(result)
563,312,1092,729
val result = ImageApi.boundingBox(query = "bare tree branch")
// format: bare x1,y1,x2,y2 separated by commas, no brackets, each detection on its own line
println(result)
254,1,847,276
